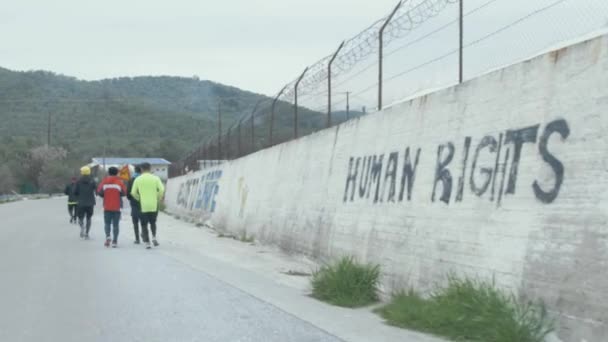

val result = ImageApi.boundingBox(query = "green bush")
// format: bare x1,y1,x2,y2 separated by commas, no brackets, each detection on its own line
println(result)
311,256,380,308
376,276,553,342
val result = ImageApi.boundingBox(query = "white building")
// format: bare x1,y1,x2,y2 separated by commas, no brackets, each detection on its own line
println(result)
91,157,172,181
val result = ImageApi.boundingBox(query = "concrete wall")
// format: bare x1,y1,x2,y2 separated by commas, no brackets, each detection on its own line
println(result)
151,165,169,181
166,34,608,341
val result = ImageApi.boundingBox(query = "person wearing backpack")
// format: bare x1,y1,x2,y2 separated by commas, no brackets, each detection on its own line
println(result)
64,177,78,224
74,166,97,239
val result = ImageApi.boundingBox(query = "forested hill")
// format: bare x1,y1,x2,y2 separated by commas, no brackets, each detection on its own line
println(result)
0,67,287,161
0,67,266,113
0,67,342,193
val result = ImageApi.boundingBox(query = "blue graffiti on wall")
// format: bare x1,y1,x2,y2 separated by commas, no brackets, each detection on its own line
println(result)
176,170,222,213
194,170,222,213
177,178,198,209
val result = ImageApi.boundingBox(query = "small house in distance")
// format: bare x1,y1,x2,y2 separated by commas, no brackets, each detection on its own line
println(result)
91,158,172,181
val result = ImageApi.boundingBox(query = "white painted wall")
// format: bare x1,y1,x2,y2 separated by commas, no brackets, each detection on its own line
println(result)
152,165,169,181
166,34,608,341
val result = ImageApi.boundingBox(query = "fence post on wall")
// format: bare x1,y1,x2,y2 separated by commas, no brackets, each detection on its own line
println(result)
250,99,263,153
250,113,255,153
378,1,402,111
196,146,201,170
459,0,464,84
328,41,345,128
294,67,309,139
217,97,222,158
226,128,232,160
270,85,288,147
237,119,242,157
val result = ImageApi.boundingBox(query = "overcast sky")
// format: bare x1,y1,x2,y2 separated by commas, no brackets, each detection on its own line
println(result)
2,0,402,95
2,0,607,98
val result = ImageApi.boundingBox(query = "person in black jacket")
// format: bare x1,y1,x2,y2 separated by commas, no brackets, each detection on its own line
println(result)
64,177,78,224
126,165,142,244
74,166,97,239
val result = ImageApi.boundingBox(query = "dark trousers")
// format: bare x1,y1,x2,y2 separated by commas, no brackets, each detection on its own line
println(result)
68,204,77,220
131,203,141,242
140,212,158,243
77,206,94,233
132,216,141,242
104,211,121,242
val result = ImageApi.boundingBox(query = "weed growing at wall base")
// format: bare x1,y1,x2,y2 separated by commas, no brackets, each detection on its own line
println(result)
311,257,380,308
239,233,254,243
376,276,553,342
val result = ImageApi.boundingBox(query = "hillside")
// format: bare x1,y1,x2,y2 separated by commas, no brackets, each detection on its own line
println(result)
0,67,361,160
0,67,263,161
0,67,361,192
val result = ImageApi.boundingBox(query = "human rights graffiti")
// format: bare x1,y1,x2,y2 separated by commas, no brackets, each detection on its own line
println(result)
343,119,569,205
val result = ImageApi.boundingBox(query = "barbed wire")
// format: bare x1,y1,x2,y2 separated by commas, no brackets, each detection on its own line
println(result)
278,0,459,103
170,0,608,173
344,0,574,108
301,0,501,103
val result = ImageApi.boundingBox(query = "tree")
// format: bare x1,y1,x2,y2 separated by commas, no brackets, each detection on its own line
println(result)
24,145,68,190
0,165,16,194
38,160,73,194
159,139,186,162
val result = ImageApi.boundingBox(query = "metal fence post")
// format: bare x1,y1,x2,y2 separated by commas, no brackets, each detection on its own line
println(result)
270,85,288,147
251,113,255,153
459,0,464,83
225,128,231,160
237,119,242,157
346,91,351,120
250,99,263,153
378,1,403,111
217,97,222,158
328,41,345,128
294,67,309,139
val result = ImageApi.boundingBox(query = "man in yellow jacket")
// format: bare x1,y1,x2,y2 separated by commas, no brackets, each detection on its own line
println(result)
130,162,165,249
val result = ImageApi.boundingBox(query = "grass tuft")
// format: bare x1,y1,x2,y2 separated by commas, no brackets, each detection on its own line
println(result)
311,256,380,308
376,276,553,342
239,233,255,243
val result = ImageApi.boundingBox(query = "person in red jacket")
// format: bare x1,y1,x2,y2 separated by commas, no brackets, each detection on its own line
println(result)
97,167,127,248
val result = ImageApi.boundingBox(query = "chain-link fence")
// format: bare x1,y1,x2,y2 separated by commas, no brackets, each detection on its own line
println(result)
170,0,608,177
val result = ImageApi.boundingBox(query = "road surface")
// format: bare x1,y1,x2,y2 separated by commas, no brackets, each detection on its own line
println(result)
0,198,342,342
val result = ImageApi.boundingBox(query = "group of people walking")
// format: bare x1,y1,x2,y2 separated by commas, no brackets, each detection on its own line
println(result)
64,162,165,249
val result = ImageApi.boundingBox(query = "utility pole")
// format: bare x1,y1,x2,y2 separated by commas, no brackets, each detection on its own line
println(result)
47,111,52,146
103,145,107,172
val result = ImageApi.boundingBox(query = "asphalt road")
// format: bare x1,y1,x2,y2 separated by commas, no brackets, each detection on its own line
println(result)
0,198,343,342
